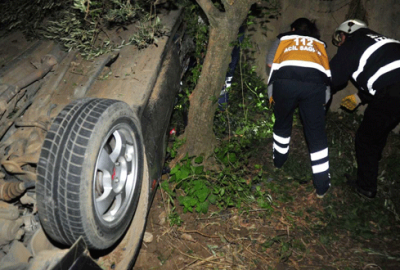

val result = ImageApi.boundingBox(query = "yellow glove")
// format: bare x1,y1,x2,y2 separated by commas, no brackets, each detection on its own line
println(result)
340,94,361,111
269,96,274,104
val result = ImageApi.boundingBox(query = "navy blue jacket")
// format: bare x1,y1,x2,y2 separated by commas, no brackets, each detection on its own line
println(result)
330,28,400,100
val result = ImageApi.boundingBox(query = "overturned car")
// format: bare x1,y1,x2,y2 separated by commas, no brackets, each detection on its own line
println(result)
0,8,190,270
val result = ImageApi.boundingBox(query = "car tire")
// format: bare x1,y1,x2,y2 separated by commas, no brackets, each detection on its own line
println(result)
37,98,144,250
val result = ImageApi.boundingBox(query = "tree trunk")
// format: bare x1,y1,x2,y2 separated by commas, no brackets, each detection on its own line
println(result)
173,0,256,167
184,27,236,158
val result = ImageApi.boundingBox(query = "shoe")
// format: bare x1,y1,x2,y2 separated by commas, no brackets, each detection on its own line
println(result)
356,186,376,199
316,184,330,199
345,174,376,199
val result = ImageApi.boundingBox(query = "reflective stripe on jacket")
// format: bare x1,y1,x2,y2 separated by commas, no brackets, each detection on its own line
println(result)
330,28,400,96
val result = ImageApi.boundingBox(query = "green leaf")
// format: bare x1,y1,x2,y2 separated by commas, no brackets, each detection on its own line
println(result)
194,165,204,175
160,181,174,196
192,180,204,190
195,187,210,203
227,153,237,163
177,166,191,180
194,156,203,164
170,164,181,175
189,197,198,207
177,196,185,205
208,193,217,204
196,200,209,214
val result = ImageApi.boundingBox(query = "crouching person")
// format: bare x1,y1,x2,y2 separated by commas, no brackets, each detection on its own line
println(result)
267,18,332,198
330,19,400,199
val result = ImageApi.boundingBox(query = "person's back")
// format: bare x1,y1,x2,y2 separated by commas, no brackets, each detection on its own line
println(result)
268,30,331,85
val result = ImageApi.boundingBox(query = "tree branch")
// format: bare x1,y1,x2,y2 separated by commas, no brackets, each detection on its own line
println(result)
221,0,262,17
196,0,221,26
221,0,234,9
221,0,258,15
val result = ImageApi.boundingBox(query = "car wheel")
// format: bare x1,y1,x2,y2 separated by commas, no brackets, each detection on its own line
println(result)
37,98,144,250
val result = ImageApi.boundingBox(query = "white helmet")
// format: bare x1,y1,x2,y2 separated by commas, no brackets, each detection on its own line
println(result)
332,19,368,46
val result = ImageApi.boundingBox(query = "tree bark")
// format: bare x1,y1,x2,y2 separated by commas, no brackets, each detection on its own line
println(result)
173,0,257,167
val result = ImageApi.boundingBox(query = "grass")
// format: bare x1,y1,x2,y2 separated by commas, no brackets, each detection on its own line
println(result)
162,61,400,268
160,26,400,265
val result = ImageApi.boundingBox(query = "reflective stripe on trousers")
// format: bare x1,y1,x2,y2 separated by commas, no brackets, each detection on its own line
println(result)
310,148,329,174
272,133,290,167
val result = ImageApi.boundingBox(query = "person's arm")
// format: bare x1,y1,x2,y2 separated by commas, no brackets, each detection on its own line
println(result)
330,47,364,111
329,52,352,93
357,89,373,104
266,39,280,68
331,54,360,111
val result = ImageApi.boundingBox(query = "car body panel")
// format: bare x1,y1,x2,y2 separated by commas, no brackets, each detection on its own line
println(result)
0,8,186,270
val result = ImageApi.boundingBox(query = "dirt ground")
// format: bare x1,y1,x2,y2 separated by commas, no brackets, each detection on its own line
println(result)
135,138,400,270
134,117,400,270
135,179,399,270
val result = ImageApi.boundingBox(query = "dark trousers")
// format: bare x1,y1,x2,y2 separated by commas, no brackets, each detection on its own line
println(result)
356,83,400,193
272,79,330,194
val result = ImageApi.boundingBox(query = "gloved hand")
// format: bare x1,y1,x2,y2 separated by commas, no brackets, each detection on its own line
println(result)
340,94,361,111
269,96,274,105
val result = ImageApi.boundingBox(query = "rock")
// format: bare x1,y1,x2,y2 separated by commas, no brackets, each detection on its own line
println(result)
143,232,153,243
181,233,196,242
158,211,167,225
